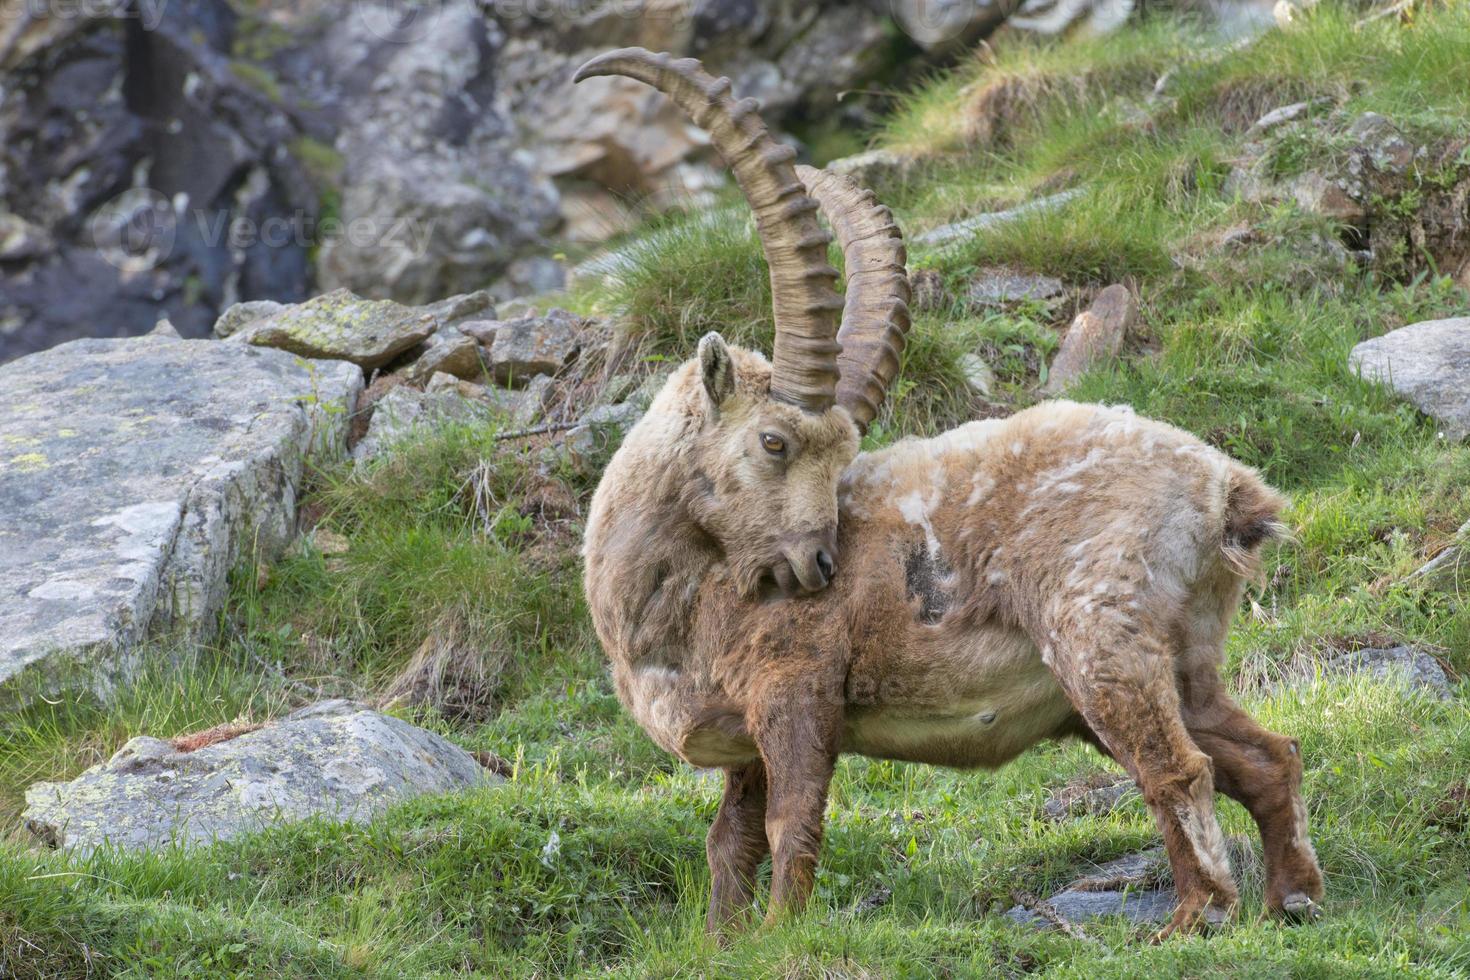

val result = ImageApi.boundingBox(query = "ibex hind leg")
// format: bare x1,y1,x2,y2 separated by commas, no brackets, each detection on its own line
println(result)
1179,667,1324,921
1044,616,1240,940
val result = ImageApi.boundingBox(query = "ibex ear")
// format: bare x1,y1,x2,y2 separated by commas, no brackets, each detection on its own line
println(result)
697,332,735,412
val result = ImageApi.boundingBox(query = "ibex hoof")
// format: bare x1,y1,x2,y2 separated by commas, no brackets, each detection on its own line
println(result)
1278,892,1323,922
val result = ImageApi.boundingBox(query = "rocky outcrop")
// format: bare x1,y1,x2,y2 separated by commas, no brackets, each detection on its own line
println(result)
0,0,944,363
23,700,498,854
1227,109,1470,283
1350,317,1470,440
0,0,317,362
314,0,561,304
0,336,361,707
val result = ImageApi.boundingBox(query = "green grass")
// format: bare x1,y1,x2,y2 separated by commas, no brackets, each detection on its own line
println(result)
4,4,1470,976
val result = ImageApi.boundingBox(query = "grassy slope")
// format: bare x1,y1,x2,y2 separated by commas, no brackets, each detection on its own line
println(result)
4,6,1470,976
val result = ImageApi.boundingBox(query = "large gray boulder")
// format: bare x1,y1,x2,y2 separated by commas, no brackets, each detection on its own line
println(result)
23,700,497,854
1350,317,1470,440
0,336,361,707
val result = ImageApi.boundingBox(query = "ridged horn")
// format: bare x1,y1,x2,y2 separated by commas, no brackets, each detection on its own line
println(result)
795,165,911,433
573,48,844,412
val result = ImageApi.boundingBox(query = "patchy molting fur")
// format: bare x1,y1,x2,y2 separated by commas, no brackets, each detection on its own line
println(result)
582,344,1324,940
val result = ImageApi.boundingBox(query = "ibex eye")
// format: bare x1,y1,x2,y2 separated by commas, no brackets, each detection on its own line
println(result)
760,433,786,455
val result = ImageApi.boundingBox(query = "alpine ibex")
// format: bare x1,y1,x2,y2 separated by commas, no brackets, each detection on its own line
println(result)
576,49,1324,940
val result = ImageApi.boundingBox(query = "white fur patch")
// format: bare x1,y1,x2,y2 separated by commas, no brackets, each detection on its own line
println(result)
896,487,943,557
1177,798,1234,889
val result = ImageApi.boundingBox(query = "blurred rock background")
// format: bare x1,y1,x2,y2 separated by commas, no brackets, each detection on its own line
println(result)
0,0,1274,362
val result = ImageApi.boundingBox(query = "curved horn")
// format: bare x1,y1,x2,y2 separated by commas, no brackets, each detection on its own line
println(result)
573,48,843,412
795,165,911,433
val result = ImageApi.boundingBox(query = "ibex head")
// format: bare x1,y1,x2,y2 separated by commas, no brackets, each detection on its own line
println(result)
575,49,911,597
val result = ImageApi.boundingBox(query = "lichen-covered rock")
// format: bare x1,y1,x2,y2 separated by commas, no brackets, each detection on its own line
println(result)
487,308,582,386
405,334,486,383
213,300,287,339
232,289,436,369
352,385,499,463
964,268,1065,308
23,700,497,854
0,337,361,707
1350,318,1470,440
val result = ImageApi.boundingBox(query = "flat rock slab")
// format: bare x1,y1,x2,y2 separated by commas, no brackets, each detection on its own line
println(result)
23,700,497,853
1350,317,1470,440
232,288,436,369
1007,849,1174,929
0,336,361,706
1042,775,1137,822
964,269,1065,308
915,189,1083,248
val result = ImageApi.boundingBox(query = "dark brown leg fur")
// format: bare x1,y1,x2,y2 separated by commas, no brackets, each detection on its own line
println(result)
748,681,840,924
1179,670,1325,919
705,760,770,934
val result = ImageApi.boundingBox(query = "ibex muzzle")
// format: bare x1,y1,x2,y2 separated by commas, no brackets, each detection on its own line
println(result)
775,524,838,594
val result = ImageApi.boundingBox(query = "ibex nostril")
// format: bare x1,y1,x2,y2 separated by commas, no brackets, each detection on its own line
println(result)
816,549,834,582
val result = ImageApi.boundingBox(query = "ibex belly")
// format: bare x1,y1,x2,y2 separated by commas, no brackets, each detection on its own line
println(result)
842,625,1076,768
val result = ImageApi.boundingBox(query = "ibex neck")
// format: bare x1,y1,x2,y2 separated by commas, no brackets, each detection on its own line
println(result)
583,441,718,667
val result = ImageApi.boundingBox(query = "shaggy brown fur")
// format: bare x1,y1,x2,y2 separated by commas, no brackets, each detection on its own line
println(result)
583,338,1325,941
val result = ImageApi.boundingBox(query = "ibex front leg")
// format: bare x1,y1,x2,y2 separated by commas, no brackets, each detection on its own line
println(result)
748,674,841,923
706,760,769,935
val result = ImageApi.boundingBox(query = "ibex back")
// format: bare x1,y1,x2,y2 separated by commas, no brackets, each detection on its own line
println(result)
576,48,1324,941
